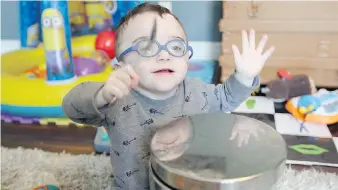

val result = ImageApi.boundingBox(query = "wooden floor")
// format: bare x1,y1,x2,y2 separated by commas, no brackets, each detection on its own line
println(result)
1,121,338,174
1,121,96,155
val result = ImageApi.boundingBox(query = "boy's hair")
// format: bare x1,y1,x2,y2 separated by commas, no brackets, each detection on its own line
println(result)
114,3,185,56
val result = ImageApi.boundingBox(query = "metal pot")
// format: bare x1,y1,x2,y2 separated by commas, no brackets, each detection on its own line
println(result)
149,113,287,190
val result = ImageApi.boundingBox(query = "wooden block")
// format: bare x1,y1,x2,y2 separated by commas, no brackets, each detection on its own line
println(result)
222,1,338,20
221,33,338,60
219,19,338,33
219,65,338,87
219,54,338,70
220,1,338,33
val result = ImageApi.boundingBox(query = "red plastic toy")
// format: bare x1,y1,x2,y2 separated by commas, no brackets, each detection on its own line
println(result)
95,30,116,59
277,69,292,80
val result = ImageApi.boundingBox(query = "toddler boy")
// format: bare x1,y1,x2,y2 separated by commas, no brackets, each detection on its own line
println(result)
62,3,275,189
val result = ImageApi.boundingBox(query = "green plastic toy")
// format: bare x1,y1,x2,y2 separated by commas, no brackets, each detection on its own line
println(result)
246,99,256,109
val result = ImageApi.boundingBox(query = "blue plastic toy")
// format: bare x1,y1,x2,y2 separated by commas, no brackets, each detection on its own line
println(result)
32,184,60,190
19,1,40,48
18,1,144,48
112,1,144,28
94,126,110,154
298,95,321,115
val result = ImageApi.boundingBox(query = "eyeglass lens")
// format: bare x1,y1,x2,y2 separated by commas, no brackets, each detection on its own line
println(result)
137,40,187,57
138,40,159,57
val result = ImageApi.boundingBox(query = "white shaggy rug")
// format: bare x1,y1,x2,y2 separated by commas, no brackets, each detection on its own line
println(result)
1,146,338,190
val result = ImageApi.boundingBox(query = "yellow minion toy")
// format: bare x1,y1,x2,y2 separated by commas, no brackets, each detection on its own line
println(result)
84,1,112,32
84,1,105,30
103,0,115,27
27,23,40,47
41,8,73,81
68,1,86,31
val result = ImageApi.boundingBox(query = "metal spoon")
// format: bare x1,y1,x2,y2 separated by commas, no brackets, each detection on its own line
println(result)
145,18,157,50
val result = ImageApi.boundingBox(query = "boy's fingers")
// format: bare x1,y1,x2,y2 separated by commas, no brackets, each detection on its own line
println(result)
256,34,268,54
116,72,132,87
244,135,250,145
230,131,237,140
249,29,255,49
125,64,139,81
262,46,275,62
131,77,139,88
242,30,249,53
114,80,129,96
237,136,243,147
231,45,241,64
109,86,123,99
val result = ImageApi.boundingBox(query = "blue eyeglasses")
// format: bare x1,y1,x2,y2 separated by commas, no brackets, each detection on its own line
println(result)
117,39,193,61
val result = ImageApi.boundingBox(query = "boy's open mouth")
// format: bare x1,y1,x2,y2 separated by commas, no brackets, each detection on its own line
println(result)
152,69,174,74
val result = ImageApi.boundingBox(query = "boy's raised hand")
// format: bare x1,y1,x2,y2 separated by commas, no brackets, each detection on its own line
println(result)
232,29,275,78
96,64,139,107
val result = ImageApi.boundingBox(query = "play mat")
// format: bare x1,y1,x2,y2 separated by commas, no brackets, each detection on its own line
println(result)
234,96,338,167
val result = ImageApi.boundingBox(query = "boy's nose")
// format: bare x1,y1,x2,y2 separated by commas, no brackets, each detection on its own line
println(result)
156,50,171,63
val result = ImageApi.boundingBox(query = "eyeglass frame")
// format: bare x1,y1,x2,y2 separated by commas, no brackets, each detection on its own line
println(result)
117,39,194,62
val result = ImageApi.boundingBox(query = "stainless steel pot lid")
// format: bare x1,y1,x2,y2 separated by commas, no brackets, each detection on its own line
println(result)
150,113,287,189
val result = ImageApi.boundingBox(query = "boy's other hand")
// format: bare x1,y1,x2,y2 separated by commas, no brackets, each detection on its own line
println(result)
96,64,139,106
231,29,275,78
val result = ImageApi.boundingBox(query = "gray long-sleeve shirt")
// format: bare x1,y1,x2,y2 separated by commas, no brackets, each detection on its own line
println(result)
62,73,259,189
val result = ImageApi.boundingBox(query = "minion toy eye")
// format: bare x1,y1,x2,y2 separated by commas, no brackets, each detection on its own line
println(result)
52,17,63,28
104,0,118,14
42,17,51,28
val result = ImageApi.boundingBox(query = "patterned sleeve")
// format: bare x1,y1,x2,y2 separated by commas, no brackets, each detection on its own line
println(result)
62,82,110,126
185,73,259,113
